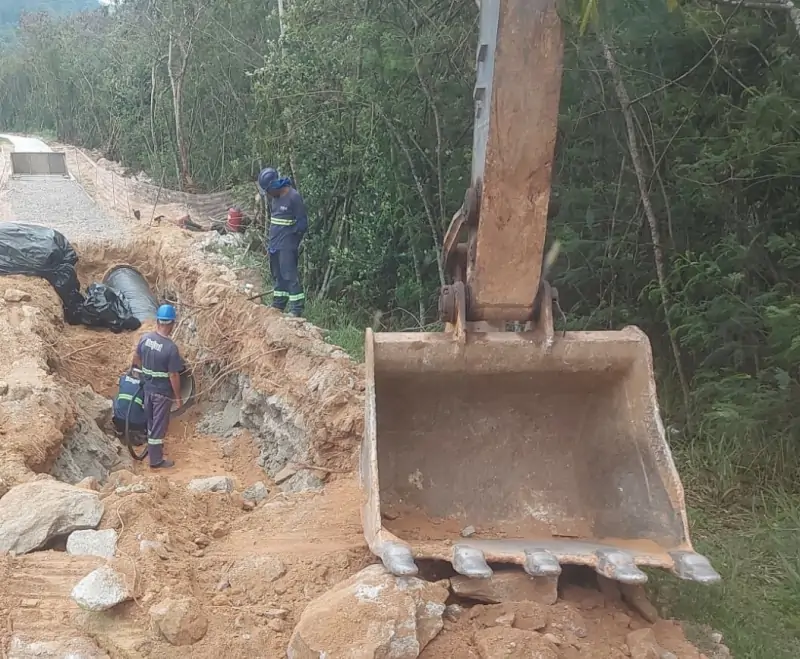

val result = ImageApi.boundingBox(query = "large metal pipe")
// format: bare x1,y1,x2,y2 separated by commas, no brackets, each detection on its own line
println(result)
102,265,195,416
103,265,159,322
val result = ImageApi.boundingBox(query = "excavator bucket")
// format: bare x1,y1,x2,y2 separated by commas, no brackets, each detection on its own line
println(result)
361,327,721,585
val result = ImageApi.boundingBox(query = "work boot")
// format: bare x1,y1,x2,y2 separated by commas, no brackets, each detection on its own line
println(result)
147,442,173,469
150,459,175,469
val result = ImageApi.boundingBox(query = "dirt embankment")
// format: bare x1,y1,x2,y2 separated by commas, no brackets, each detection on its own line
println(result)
0,214,725,659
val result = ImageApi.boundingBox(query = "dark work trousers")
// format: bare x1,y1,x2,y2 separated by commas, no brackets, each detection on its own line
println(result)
269,248,304,315
144,390,172,466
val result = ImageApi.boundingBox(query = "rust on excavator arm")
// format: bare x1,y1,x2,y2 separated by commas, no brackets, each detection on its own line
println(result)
467,0,563,321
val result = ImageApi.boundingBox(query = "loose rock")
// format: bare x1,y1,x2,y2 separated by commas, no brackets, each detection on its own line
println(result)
76,477,100,491
211,521,229,538
620,583,659,623
67,529,118,559
287,564,448,659
0,480,104,554
627,628,664,659
242,481,269,503
187,476,234,493
474,627,558,659
71,565,131,611
8,635,110,659
228,554,286,589
450,570,558,605
150,597,209,646
140,540,169,559
5,288,31,302
273,465,298,484
267,618,286,633
470,602,547,632
115,483,150,496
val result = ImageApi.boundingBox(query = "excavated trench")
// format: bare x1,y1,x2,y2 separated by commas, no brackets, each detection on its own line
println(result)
15,230,365,493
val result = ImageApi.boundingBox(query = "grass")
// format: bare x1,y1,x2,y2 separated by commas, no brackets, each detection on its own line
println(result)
650,443,800,659
304,298,366,361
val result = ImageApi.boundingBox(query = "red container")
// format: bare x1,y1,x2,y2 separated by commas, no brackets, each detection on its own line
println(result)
226,207,244,233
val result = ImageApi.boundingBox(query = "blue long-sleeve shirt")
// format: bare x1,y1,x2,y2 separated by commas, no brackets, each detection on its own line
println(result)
266,188,308,253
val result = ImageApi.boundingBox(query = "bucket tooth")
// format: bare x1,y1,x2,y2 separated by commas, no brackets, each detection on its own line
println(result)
523,549,562,577
594,549,648,584
669,551,721,584
380,542,418,577
453,545,493,578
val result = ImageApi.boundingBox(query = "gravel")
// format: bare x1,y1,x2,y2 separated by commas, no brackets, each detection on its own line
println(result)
3,177,127,243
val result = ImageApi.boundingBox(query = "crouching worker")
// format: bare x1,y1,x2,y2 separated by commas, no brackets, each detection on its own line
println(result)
112,367,147,446
131,304,184,469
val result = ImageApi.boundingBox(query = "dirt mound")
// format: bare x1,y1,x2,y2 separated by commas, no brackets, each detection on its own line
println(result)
0,276,78,486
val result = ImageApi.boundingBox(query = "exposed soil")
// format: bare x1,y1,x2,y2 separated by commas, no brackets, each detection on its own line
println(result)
0,152,721,658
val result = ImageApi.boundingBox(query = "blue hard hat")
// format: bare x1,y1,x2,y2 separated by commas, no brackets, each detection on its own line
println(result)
156,304,176,322
258,167,278,191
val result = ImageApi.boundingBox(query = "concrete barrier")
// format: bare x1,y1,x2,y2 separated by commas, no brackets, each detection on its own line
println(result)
10,152,69,177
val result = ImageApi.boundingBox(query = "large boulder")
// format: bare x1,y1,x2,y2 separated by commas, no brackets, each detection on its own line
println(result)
0,480,104,554
287,564,448,659
149,597,209,646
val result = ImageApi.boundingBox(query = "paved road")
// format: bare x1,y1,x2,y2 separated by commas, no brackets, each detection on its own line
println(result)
0,133,126,241
0,134,52,152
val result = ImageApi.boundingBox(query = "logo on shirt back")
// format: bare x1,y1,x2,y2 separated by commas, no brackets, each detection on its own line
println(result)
144,338,163,352
280,206,288,212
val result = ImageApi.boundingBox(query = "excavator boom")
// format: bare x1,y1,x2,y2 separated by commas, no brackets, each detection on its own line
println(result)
467,0,562,321
360,0,720,586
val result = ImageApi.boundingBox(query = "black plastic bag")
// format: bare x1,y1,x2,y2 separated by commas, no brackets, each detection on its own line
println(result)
0,223,84,323
80,283,141,333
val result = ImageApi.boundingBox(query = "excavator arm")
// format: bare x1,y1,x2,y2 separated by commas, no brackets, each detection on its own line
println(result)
360,0,721,587
441,0,562,324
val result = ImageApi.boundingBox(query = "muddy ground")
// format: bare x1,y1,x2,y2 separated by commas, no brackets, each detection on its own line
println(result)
0,148,729,658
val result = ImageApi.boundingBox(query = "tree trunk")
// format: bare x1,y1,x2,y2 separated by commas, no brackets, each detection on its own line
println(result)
600,36,693,431
167,32,192,190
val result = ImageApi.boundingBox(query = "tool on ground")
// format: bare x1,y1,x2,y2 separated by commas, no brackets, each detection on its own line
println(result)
360,0,720,586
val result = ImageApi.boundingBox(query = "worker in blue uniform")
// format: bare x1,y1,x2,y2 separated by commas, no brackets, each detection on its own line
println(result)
257,167,308,317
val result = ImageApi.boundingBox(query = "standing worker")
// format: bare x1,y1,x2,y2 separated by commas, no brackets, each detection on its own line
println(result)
131,304,184,469
257,166,308,317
